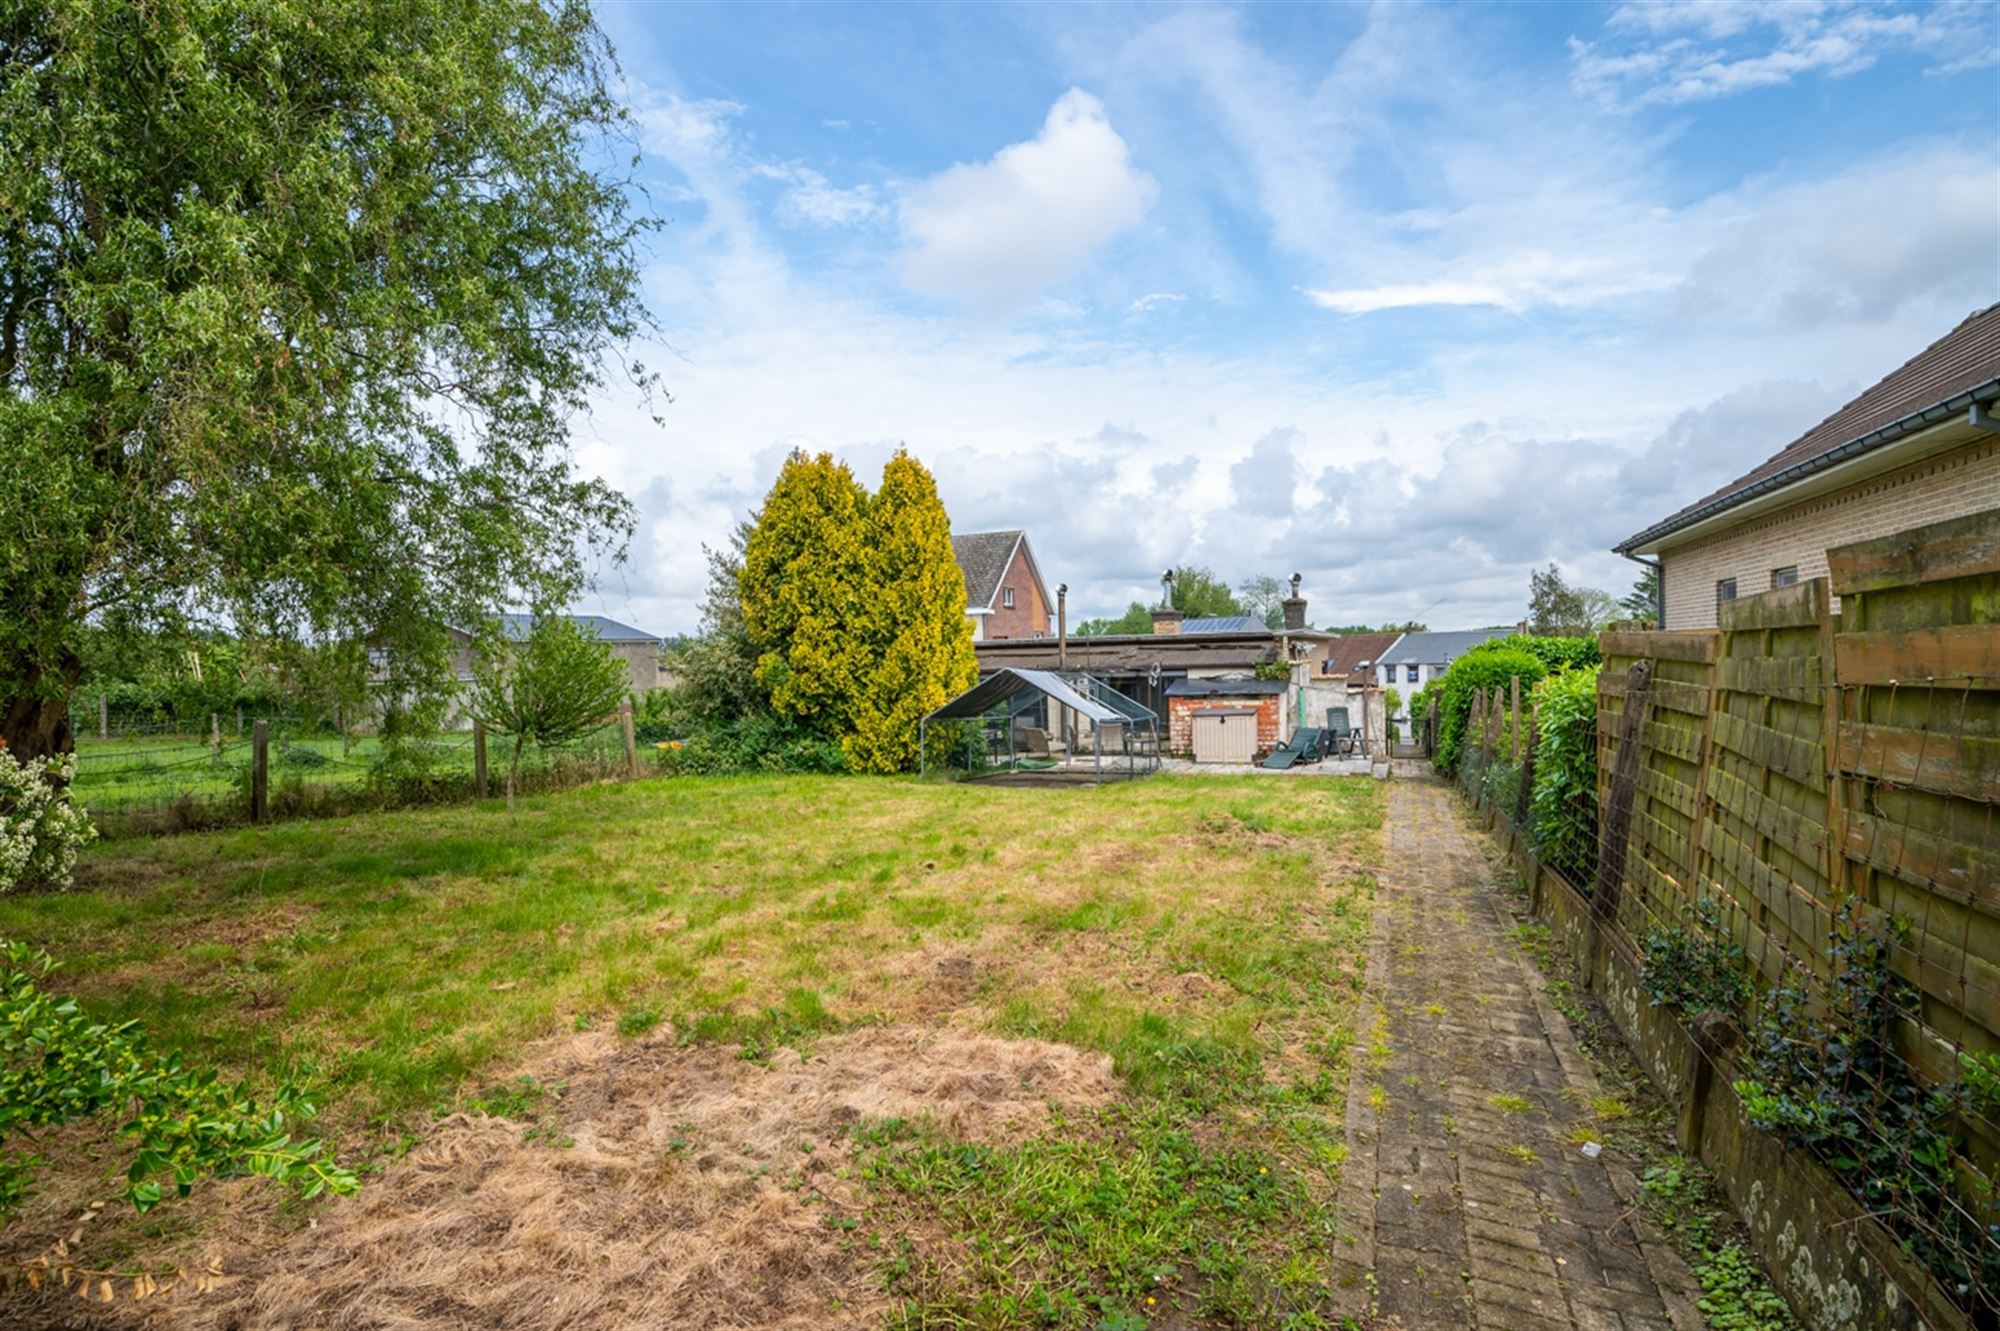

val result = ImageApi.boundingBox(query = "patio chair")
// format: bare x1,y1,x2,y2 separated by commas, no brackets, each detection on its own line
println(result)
1326,708,1356,756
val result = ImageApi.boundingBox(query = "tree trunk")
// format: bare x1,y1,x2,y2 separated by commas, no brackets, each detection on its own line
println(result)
1,651,81,763
507,736,524,812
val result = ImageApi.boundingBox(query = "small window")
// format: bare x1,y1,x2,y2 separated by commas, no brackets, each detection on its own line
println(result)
1002,587,1015,608
1772,566,1799,588
1717,578,1738,606
1405,664,1419,683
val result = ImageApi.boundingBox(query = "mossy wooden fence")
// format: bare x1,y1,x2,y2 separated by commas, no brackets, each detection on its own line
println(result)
1593,507,2000,1184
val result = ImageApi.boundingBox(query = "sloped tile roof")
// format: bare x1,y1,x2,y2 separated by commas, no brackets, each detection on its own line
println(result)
1620,303,2000,551
1378,628,1516,666
951,530,1022,610
1322,632,1400,679
496,613,661,644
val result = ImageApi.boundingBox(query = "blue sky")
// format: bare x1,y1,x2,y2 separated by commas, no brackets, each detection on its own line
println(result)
571,0,1999,633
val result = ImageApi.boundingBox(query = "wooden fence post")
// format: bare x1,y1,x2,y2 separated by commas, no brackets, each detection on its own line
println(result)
1514,699,1539,833
620,700,638,779
473,721,488,798
251,721,269,823
210,712,222,761
1477,689,1493,763
98,695,109,739
1594,659,1652,920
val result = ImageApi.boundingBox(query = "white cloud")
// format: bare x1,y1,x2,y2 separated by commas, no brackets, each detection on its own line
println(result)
1572,0,1999,107
1129,291,1186,314
1305,281,1514,314
756,163,887,227
898,89,1158,311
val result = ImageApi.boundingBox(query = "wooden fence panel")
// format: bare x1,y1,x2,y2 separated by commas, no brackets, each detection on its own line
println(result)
1827,512,2000,1164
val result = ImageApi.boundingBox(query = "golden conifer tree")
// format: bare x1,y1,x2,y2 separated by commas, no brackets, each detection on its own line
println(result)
844,450,978,772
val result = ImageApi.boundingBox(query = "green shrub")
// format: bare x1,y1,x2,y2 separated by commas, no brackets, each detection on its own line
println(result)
1471,634,1600,673
1,941,356,1220
1434,648,1547,773
1640,897,1750,1015
1528,667,1598,881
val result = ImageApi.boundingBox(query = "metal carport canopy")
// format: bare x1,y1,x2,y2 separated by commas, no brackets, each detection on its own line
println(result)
922,668,1125,725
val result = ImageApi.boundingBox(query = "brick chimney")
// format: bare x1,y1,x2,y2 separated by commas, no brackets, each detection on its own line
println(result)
1281,572,1308,632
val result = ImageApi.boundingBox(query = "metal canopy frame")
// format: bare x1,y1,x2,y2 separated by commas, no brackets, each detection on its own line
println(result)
919,668,1162,784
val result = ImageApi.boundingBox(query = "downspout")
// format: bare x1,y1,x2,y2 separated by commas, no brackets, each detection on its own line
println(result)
1618,551,1664,629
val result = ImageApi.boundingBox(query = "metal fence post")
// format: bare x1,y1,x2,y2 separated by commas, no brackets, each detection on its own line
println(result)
251,721,269,823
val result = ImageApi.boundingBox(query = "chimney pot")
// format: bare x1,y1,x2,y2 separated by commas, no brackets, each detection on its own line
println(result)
1281,575,1308,632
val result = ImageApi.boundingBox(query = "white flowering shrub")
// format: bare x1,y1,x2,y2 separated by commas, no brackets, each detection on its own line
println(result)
0,749,94,893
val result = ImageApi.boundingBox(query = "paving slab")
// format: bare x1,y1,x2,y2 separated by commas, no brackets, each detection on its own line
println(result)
1332,777,1706,1330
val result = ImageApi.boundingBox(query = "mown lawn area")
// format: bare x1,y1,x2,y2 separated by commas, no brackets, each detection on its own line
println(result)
2,773,1382,1330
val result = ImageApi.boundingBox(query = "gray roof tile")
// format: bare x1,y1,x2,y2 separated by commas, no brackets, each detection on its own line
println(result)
951,530,1023,610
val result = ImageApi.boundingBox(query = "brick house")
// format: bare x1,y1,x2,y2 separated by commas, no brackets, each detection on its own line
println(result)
951,530,1051,641
971,577,1380,758
1617,304,2000,628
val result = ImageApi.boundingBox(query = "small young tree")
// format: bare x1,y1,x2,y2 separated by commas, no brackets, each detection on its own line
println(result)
1528,565,1613,636
466,617,628,808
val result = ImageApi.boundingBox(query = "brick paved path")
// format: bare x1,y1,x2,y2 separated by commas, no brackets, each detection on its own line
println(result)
1331,777,1704,1331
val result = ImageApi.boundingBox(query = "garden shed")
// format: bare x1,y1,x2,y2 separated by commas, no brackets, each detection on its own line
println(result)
919,668,1160,784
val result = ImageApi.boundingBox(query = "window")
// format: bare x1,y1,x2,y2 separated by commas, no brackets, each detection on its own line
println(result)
1717,578,1737,607
1406,664,1420,683
1772,565,1799,588
1002,587,1015,608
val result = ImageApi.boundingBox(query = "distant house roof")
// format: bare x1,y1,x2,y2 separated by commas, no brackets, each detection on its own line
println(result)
1619,303,2000,554
494,613,662,645
1323,633,1400,680
1183,615,1269,634
951,530,1027,612
1165,677,1287,697
1378,628,1515,667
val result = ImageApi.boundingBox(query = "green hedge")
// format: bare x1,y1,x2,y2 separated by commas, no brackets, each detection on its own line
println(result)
1528,667,1598,882
1434,649,1547,773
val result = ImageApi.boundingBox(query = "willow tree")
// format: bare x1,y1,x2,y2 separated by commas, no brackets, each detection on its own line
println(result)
0,0,652,759
843,450,976,773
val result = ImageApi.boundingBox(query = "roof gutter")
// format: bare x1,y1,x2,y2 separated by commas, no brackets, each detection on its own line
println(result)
1616,376,2000,555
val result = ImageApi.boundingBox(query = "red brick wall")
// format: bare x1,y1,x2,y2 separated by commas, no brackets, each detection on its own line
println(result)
983,543,1050,640
1167,696,1281,758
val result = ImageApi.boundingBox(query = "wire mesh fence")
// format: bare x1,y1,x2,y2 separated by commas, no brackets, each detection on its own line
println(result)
70,715,638,837
1449,514,2000,1325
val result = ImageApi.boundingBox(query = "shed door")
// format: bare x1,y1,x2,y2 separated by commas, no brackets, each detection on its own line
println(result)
1192,710,1256,763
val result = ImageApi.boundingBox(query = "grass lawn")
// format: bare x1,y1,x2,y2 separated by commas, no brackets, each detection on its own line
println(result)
1,772,1382,1329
